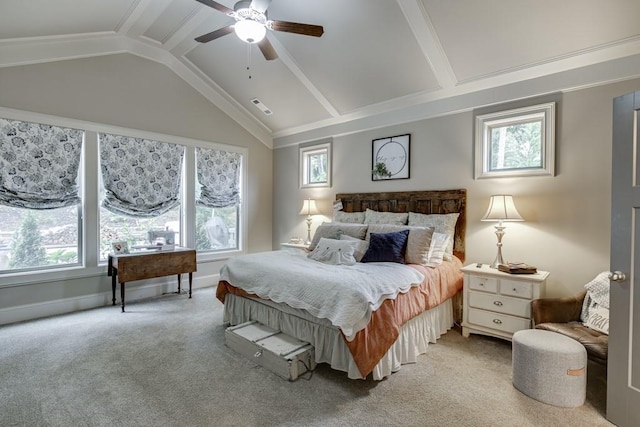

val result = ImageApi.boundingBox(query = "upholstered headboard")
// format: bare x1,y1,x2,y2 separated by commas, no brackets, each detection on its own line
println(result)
335,189,467,262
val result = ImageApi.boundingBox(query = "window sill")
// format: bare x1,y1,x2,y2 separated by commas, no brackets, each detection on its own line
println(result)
0,265,107,289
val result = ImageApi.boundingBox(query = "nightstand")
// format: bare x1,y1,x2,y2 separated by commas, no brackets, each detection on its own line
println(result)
461,263,549,341
280,242,310,251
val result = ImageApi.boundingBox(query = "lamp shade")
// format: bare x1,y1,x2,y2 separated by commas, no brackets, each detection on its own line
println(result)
234,20,266,43
299,199,320,216
481,195,523,222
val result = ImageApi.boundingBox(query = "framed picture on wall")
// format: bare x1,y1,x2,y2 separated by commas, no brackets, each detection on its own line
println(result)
372,134,410,181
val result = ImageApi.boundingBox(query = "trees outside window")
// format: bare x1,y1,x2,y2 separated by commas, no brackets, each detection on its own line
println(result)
0,205,79,272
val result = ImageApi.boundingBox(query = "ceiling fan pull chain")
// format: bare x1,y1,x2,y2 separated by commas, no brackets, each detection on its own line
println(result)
246,43,252,79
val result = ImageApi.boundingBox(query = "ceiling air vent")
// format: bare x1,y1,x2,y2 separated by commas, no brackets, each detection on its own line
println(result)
250,98,273,116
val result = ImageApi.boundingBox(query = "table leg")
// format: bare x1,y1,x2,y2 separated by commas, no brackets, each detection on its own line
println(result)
189,272,193,299
111,271,117,306
177,274,182,294
120,282,126,313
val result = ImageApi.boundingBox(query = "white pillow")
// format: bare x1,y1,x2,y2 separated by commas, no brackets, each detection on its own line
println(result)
339,235,369,262
308,222,369,250
407,212,459,261
364,208,408,225
425,232,450,267
583,305,609,335
333,211,365,224
307,237,357,266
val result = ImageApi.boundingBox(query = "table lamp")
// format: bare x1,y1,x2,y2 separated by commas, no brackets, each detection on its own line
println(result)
481,194,523,268
299,198,320,245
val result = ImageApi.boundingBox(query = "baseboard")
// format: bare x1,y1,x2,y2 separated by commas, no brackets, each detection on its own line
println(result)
0,274,219,326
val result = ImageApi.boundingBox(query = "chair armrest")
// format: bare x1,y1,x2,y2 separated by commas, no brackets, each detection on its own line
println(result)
532,290,587,325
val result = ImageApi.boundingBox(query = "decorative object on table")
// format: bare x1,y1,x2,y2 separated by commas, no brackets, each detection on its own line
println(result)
498,262,537,274
299,198,320,245
111,241,129,254
481,194,523,268
147,229,176,245
371,134,410,180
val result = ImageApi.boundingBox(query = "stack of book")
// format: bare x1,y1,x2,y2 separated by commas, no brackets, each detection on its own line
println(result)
498,262,537,274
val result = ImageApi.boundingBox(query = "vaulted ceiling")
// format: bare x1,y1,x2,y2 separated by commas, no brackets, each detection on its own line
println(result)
1,0,640,148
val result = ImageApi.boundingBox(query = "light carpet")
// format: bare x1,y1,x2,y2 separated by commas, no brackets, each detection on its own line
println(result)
0,287,611,426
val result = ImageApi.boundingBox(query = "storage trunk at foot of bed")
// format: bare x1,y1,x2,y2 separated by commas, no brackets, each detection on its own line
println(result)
225,321,316,381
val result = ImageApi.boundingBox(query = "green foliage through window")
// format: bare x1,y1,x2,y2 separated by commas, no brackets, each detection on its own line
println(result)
490,121,542,171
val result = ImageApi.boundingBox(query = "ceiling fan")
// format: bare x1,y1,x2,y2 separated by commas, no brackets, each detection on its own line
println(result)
194,0,324,61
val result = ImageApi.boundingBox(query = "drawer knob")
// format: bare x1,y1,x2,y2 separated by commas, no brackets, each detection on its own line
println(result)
493,301,503,306
254,350,263,358
493,319,502,324
479,282,485,287
512,288,517,292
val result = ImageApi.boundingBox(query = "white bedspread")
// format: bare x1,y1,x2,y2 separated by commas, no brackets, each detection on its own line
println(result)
219,250,425,339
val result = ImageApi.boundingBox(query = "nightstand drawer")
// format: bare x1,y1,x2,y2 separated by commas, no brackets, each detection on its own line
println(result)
467,308,531,334
500,279,533,299
469,275,498,293
468,291,531,318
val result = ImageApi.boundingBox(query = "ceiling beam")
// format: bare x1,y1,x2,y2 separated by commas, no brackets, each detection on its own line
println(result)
266,35,340,118
396,0,457,90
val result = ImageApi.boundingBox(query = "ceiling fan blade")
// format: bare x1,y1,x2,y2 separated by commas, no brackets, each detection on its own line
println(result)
250,0,271,13
269,20,324,37
195,25,234,43
195,0,234,15
258,37,278,60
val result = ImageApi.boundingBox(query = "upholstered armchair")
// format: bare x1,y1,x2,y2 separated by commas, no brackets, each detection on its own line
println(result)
531,290,608,365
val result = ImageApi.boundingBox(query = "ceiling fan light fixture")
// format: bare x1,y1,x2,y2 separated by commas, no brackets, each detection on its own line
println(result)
234,19,266,43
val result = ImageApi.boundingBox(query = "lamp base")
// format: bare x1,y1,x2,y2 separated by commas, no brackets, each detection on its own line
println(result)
490,223,506,269
490,249,504,269
304,216,313,246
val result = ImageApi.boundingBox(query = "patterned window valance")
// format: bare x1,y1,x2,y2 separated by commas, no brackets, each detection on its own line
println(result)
99,133,184,217
196,147,241,208
0,118,83,209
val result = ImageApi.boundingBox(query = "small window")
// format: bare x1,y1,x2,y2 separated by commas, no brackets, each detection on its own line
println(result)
475,102,555,179
300,142,331,188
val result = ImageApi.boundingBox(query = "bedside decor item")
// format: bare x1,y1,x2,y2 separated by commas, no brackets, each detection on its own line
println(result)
498,262,537,274
481,195,523,269
371,134,410,180
299,198,320,245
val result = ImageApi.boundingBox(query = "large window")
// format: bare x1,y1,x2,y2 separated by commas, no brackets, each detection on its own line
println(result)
195,147,242,252
0,110,246,279
97,133,185,260
0,118,83,273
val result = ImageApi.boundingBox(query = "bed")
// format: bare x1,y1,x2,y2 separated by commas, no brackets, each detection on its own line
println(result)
216,189,466,380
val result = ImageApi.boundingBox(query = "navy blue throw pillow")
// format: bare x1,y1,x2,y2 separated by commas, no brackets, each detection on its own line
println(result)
361,230,409,264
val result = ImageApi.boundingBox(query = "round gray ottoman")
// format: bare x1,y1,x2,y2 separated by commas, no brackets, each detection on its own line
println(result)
512,329,587,407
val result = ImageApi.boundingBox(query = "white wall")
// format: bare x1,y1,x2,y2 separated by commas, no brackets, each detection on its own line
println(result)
0,53,273,323
273,78,640,298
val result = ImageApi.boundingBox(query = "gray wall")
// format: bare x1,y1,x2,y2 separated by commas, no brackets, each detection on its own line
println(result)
0,53,273,319
274,78,640,298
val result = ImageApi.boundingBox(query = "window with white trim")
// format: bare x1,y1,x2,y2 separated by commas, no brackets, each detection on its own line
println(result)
0,111,246,278
0,118,83,273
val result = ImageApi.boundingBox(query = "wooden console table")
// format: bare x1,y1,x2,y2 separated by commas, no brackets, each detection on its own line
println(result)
108,248,197,312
